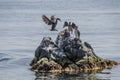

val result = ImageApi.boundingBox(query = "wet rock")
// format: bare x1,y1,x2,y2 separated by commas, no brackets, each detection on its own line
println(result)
30,37,58,65
30,29,118,73
63,64,78,72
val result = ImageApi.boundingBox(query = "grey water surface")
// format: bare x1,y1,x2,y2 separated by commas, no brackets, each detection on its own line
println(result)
0,0,120,80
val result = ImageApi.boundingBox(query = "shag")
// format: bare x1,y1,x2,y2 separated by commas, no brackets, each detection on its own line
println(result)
64,22,80,39
42,15,61,31
84,42,94,51
63,21,73,33
74,26,80,39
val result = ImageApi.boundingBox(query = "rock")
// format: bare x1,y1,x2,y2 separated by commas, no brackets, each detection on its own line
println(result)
31,36,58,65
29,28,119,73
65,64,79,71
32,58,62,73
56,30,101,62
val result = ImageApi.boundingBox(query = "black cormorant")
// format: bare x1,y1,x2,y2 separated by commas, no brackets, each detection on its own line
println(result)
42,15,61,31
63,21,73,33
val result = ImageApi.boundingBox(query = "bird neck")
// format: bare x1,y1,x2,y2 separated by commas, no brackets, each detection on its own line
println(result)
55,18,59,24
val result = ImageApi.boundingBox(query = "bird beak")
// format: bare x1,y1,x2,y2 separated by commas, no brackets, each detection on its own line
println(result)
57,18,62,22
59,19,62,22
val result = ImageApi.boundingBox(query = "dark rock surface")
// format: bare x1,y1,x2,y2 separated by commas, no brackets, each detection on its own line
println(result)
29,29,118,73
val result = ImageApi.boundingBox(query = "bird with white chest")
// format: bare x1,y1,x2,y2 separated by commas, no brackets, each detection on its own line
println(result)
73,26,80,39
63,21,80,39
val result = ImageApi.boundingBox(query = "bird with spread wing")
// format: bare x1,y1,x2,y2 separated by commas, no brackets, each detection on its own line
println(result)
42,15,61,31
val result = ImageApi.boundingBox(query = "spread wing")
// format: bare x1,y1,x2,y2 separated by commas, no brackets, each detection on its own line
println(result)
42,15,52,25
63,21,68,28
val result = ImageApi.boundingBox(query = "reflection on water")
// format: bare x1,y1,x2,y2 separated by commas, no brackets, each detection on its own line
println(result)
34,69,111,80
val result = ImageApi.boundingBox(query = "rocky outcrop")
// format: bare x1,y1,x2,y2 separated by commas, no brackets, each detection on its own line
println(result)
29,29,119,73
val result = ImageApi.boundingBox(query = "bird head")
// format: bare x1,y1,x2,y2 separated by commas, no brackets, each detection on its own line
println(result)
63,21,68,28
51,15,55,20
72,22,78,29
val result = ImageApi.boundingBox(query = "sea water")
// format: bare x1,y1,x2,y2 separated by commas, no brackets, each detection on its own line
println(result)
0,0,120,80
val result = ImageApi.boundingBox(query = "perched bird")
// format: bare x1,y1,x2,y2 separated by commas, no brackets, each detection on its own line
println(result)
71,22,80,39
84,42,94,51
63,21,73,33
83,42,100,59
63,21,80,39
42,15,61,31
63,21,68,28
74,26,80,39
71,22,76,29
